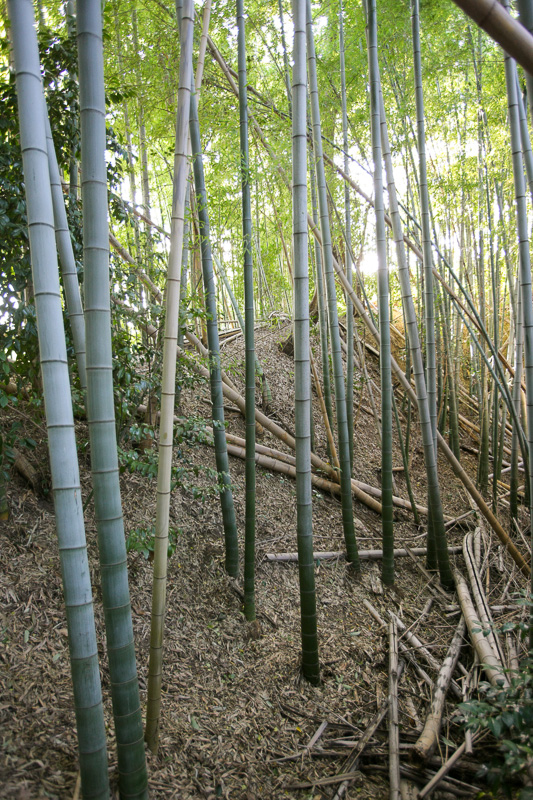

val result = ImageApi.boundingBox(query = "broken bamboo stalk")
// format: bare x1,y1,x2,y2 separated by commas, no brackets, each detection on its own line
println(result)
388,611,462,700
417,734,481,800
363,601,435,692
414,617,466,760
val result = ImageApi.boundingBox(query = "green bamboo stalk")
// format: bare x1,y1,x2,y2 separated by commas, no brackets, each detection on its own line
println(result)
237,0,256,622
366,0,394,586
308,141,333,440
378,84,453,589
189,78,239,580
44,107,87,390
306,0,359,570
8,1,109,796
279,0,292,115
502,25,533,644
412,0,437,459
145,0,194,755
76,3,147,794
510,297,523,525
339,0,354,474
516,72,533,205
292,0,320,685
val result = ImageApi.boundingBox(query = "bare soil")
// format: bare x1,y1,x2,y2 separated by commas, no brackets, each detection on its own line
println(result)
0,321,528,799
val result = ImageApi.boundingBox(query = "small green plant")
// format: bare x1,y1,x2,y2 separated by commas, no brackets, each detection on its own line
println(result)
126,524,181,560
458,595,533,799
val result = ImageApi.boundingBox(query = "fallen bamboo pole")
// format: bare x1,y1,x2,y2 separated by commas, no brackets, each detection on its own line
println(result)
454,569,509,688
223,441,382,513
220,428,435,517
265,546,463,562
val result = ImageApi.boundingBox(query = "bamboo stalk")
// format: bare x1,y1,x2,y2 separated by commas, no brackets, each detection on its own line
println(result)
388,611,462,700
463,531,506,665
310,348,340,472
414,617,466,760
389,617,400,800
145,0,195,755
450,0,533,76
364,601,436,691
9,2,109,793
454,570,509,688
265,546,463,562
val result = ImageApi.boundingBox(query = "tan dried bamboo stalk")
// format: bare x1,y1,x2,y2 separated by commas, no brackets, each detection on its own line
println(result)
217,425,432,516
265,546,463,562
389,617,401,800
417,734,481,800
145,0,194,753
454,569,509,688
463,531,506,665
223,442,382,513
414,617,466,760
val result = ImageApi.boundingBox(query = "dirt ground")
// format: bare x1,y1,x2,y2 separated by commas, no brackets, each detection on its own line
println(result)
0,321,529,798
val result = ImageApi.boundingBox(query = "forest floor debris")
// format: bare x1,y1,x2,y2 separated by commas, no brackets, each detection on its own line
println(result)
1,322,529,798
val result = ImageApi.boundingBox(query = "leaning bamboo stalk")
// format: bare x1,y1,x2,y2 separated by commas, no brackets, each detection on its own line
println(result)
265,546,463,562
145,0,194,755
389,617,400,800
310,348,340,472
223,441,382,512
414,617,466,760
44,109,87,389
9,2,109,794
454,570,509,688
451,0,533,76
326,243,530,576
417,734,480,800
220,427,439,517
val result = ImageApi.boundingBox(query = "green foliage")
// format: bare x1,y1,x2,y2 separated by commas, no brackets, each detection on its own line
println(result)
118,415,226,499
459,598,533,798
126,523,181,560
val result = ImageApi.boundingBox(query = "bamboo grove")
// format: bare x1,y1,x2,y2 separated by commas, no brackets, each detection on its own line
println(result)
2,0,533,794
